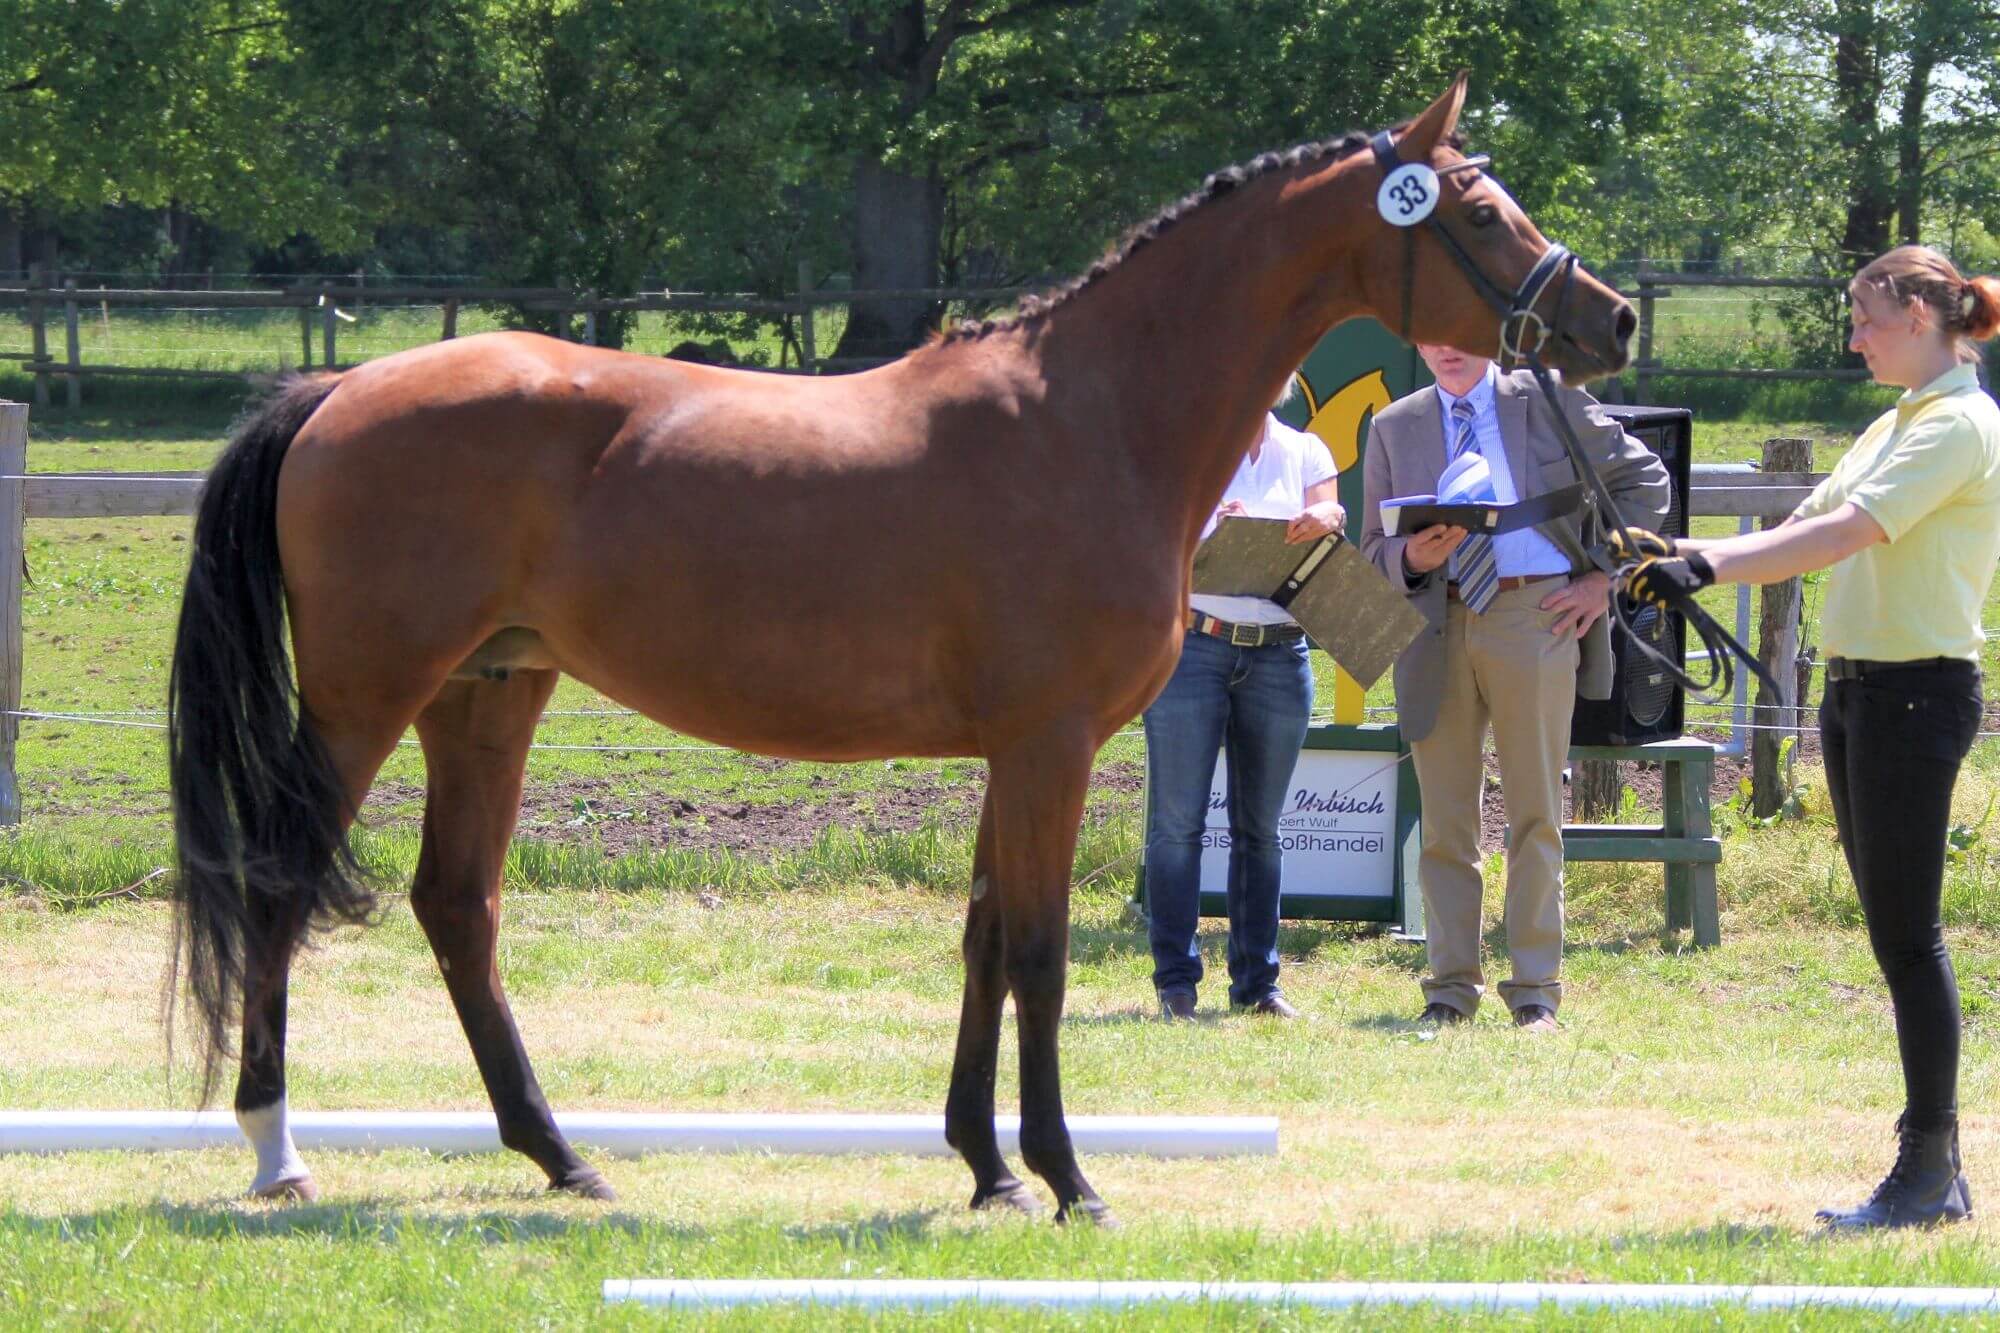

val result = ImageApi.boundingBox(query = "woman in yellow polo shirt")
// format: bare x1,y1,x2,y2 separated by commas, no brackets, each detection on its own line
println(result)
1622,245,2000,1230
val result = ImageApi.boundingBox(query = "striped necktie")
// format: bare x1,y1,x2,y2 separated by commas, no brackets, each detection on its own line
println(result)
1447,398,1499,612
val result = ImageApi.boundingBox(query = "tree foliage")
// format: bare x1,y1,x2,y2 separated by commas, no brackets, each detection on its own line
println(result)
6,0,1997,355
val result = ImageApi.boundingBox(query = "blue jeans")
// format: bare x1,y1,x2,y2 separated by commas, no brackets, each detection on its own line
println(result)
1143,629,1313,1005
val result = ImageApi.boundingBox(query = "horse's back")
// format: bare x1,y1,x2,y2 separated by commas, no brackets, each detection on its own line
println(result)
269,330,1172,760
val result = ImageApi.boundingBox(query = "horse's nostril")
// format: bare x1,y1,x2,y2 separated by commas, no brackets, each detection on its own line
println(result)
1615,303,1637,346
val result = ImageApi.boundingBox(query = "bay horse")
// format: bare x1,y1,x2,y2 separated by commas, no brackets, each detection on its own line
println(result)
168,75,1633,1219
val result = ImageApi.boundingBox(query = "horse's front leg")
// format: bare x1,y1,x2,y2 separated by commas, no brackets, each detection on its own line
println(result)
985,729,1113,1225
944,792,1041,1213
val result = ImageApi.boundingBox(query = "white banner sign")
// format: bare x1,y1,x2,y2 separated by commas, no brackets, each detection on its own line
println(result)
1198,748,1399,900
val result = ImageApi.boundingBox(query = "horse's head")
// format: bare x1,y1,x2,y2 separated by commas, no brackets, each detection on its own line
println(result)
1354,74,1634,381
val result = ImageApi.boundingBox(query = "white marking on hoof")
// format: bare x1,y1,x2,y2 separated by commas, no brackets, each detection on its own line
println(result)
238,1097,313,1200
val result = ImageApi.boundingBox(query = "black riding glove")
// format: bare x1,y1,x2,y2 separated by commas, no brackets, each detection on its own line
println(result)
1623,551,1715,610
1603,526,1675,565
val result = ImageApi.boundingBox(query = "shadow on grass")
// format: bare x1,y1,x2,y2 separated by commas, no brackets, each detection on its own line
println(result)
1072,917,1383,970
13,1197,675,1243
783,1207,948,1246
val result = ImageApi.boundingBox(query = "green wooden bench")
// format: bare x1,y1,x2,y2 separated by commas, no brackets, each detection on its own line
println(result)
1564,736,1722,946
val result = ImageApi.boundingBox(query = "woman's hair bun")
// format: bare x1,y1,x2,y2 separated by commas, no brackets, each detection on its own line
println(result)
1964,275,2000,342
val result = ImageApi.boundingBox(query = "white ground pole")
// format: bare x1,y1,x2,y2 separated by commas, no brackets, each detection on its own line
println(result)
0,1111,1274,1159
601,1279,2000,1317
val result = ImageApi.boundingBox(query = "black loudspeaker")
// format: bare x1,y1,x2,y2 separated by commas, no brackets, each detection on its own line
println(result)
1570,404,1693,747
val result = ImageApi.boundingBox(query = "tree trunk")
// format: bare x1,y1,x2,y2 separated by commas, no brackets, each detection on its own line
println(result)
1574,758,1623,822
0,204,19,280
1895,38,1940,246
1833,0,1893,263
831,155,944,362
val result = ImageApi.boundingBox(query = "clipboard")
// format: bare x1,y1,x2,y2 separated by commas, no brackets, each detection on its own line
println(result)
1191,519,1427,688
1379,482,1585,537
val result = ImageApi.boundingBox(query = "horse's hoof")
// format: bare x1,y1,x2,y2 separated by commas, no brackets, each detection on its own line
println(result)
249,1175,320,1204
971,1181,1044,1215
1056,1198,1119,1229
552,1170,617,1202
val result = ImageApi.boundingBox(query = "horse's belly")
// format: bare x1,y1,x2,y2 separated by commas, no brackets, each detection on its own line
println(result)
545,624,979,762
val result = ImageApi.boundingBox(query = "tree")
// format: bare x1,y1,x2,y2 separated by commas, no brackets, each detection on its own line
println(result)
0,0,362,267
776,0,1664,358
282,0,829,347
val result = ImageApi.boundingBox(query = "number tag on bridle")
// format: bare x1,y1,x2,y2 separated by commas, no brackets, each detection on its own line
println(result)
1376,162,1440,227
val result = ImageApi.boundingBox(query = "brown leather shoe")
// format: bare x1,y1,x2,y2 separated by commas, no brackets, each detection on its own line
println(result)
1417,1002,1468,1026
1513,1004,1559,1033
1236,994,1300,1019
1157,988,1198,1021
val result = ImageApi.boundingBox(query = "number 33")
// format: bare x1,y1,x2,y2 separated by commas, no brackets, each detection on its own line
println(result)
1389,178,1429,215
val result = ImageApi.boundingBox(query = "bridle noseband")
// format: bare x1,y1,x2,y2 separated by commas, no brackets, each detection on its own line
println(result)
1366,128,1777,705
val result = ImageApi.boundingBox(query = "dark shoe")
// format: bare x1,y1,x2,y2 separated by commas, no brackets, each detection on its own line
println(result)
1417,1002,1467,1027
1234,993,1300,1019
1816,1119,1972,1231
1512,1004,1559,1033
1157,988,1197,1022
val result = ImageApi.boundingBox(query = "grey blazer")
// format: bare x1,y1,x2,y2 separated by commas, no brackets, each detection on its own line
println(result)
1359,369,1670,744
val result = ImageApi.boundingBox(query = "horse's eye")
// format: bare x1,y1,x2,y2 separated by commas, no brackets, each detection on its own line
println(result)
1468,203,1499,227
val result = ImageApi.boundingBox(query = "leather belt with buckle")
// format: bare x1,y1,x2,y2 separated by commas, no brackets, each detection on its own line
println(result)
1186,611,1305,647
1826,655,1967,681
1446,574,1561,601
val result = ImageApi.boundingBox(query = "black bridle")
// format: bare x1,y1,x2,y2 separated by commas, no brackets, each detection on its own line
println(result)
1368,129,1777,705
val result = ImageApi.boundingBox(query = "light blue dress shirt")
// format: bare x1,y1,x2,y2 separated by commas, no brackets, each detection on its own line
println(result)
1433,364,1570,578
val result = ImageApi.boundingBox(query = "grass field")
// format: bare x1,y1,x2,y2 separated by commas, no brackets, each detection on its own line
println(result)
8,381,2000,1325
11,885,2000,1330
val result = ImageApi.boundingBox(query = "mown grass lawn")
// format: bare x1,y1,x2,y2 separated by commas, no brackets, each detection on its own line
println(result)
8,884,2000,1330
7,394,2000,1326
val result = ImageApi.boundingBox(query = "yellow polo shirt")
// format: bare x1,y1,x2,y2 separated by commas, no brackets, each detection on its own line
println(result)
1795,363,2000,663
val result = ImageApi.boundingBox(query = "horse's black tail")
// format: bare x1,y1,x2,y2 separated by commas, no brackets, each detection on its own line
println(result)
168,373,375,1099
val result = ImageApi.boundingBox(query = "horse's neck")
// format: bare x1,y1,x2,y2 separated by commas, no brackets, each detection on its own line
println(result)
1038,163,1366,546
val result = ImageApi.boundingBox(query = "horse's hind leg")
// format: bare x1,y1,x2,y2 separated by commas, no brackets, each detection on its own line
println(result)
409,671,612,1199
235,893,316,1200
235,714,411,1202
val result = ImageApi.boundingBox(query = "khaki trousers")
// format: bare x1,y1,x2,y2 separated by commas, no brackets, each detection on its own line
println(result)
1409,578,1579,1017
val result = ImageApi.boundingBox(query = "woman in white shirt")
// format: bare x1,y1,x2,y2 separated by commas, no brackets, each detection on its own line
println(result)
1144,406,1342,1021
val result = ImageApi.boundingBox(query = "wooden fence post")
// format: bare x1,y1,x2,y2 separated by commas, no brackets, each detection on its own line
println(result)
441,298,459,341
321,288,337,368
582,292,597,346
0,402,25,823
62,279,81,412
797,259,817,373
1752,436,1812,817
27,267,50,410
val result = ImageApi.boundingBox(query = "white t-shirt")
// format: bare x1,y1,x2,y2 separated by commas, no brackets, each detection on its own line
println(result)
1191,414,1339,626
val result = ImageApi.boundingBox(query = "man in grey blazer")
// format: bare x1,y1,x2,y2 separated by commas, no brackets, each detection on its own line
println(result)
1361,344,1669,1031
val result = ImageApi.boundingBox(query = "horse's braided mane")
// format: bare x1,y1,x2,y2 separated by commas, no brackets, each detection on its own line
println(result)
939,129,1377,343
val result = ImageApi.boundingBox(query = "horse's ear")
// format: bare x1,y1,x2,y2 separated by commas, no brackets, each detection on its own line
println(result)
1400,71,1470,158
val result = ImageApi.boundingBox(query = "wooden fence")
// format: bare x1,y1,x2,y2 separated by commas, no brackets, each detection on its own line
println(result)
0,401,1826,831
1628,271,1867,405
0,267,1027,405
2,267,1878,409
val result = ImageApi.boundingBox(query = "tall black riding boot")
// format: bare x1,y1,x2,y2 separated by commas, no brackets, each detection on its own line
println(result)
1816,1117,1972,1231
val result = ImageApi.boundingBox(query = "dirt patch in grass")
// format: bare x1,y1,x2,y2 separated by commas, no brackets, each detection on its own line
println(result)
369,760,1147,857
1463,729,1758,851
